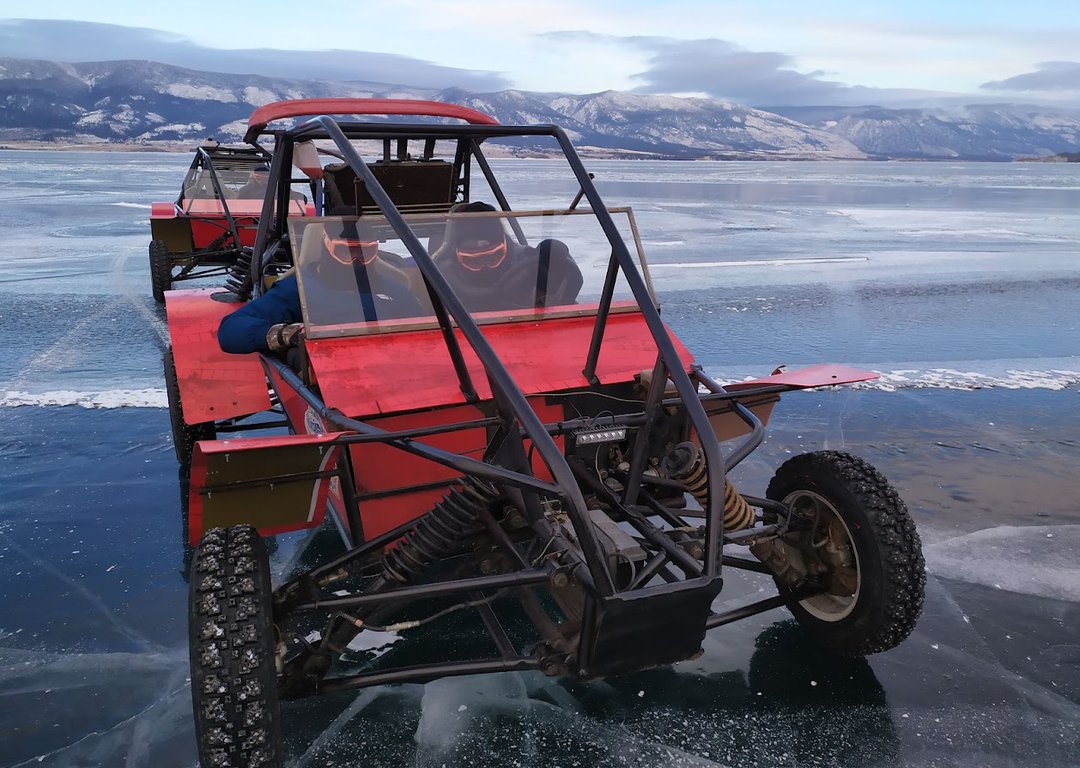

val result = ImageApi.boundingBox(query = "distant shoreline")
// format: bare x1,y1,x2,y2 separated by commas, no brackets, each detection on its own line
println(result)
1,139,1070,162
0,140,192,153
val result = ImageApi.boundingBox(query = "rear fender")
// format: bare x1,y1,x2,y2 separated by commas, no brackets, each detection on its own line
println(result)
703,364,879,443
187,433,346,546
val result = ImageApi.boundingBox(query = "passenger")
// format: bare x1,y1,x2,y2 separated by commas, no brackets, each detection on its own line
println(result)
218,221,422,355
433,202,582,313
235,163,270,199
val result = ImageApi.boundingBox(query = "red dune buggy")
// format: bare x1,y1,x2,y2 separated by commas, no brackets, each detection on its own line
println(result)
162,99,925,768
149,142,309,303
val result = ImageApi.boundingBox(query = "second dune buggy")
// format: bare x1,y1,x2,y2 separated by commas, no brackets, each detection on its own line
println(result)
162,99,926,768
149,142,309,303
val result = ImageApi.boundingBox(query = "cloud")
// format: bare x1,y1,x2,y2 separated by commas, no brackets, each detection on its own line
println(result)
0,18,511,91
541,31,993,108
981,61,1080,93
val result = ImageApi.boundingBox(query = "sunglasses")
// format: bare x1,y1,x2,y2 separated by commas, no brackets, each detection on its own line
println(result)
323,230,379,266
456,240,507,271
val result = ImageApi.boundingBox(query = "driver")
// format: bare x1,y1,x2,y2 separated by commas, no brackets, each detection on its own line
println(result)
434,202,582,313
217,220,422,355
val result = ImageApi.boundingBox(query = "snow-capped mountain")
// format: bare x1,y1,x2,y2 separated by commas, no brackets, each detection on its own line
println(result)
1,57,1077,159
773,105,1080,160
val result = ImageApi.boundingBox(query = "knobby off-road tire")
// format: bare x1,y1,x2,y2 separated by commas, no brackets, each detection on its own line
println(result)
189,525,284,768
765,450,925,656
150,239,173,304
164,346,216,469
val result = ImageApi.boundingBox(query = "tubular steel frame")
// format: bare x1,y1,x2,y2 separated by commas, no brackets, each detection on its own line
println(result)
167,146,273,284
240,115,822,693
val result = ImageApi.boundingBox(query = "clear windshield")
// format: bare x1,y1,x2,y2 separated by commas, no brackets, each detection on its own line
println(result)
182,158,271,200
289,208,654,338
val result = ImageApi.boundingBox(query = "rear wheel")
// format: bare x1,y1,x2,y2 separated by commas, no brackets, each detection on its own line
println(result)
150,239,173,304
765,450,925,655
189,525,283,768
164,346,215,469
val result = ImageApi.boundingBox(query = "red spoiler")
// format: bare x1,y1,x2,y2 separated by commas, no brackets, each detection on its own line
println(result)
244,98,499,142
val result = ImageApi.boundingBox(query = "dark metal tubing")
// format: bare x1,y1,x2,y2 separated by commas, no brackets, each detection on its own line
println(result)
305,116,616,598
569,459,703,580
335,416,502,444
315,657,541,696
335,453,364,548
691,367,765,471
637,490,697,535
739,494,790,516
479,510,530,570
582,252,624,385
544,125,728,581
287,514,427,587
576,592,599,677
568,173,595,212
265,357,563,498
194,148,244,252
197,468,338,495
292,570,551,613
474,596,518,660
622,356,668,509
214,419,289,433
420,279,479,403
477,510,565,647
468,140,527,245
355,478,454,502
705,584,821,629
628,551,671,589
500,486,597,597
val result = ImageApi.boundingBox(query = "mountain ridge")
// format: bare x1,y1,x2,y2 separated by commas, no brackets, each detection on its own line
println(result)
1,57,1077,160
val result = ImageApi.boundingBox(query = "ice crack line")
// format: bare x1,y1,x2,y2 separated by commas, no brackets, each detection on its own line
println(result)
0,529,163,654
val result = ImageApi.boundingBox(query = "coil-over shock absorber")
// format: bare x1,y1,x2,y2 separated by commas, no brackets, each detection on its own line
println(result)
382,476,502,583
664,441,755,531
223,246,253,299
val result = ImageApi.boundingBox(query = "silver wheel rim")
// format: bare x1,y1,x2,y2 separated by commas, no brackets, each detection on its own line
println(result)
783,489,860,622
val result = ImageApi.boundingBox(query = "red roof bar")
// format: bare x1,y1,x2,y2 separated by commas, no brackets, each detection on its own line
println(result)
245,97,499,141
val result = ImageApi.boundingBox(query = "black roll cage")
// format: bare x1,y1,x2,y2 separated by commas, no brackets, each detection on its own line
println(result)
172,145,273,264
242,115,777,678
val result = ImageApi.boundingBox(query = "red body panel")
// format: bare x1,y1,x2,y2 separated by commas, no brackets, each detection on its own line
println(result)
725,364,879,390
188,433,344,545
151,201,177,218
353,406,487,539
306,312,695,418
165,288,271,423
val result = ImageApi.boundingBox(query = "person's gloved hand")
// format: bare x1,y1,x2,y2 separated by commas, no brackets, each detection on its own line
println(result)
266,322,303,352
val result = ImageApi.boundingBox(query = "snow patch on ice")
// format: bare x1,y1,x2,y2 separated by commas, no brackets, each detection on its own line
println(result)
0,388,167,409
857,367,1080,392
925,525,1080,602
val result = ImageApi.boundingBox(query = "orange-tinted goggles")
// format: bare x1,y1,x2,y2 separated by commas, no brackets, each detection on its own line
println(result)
323,230,379,265
456,240,507,271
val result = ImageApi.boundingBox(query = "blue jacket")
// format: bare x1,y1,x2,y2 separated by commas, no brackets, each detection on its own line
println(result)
217,274,302,354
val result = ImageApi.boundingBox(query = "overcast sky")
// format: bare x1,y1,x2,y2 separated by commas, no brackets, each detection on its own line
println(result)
2,2,1078,108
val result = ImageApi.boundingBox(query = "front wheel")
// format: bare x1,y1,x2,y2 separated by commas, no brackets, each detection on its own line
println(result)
150,239,173,304
189,525,284,768
764,450,925,656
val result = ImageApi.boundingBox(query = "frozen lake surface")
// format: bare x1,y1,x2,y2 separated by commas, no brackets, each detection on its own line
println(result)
0,152,1078,766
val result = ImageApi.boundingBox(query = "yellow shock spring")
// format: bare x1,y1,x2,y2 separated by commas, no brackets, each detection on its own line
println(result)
671,442,755,531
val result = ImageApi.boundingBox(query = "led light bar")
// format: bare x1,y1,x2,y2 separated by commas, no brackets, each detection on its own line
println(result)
573,427,628,446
